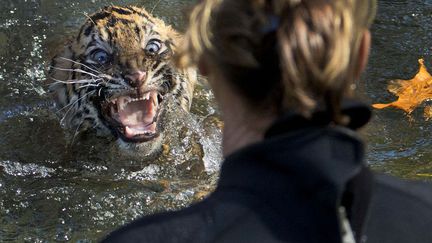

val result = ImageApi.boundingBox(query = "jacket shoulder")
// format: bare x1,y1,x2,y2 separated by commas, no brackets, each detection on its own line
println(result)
100,191,275,243
365,174,432,243
375,174,432,205
101,200,212,243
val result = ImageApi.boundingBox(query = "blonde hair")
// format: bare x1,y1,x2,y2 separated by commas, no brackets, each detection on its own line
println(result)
177,0,377,121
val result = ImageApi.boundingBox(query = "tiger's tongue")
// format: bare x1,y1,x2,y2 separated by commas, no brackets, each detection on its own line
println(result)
118,99,156,137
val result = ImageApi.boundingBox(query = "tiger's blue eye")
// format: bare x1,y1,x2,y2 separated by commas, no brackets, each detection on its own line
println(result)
92,50,110,65
145,39,162,55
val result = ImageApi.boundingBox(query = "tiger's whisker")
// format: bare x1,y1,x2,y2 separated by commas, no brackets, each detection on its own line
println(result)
58,91,96,121
57,91,94,117
98,74,116,80
83,12,97,26
78,84,101,89
59,57,102,75
70,118,85,145
49,66,100,78
50,77,102,85
151,0,163,14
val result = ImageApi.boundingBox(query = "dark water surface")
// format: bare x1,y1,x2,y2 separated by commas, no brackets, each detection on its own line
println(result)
0,0,431,242
364,0,432,179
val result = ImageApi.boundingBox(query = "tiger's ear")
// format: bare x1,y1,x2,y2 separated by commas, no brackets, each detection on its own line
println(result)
46,42,75,108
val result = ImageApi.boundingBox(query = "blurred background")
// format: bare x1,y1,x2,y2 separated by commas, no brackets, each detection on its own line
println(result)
0,0,432,241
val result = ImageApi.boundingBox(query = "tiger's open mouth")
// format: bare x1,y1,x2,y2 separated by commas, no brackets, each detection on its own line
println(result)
102,91,163,143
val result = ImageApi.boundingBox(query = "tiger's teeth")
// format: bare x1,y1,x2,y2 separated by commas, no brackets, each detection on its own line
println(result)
117,100,123,111
125,125,155,137
153,94,158,106
118,97,131,111
113,92,155,112
125,126,133,136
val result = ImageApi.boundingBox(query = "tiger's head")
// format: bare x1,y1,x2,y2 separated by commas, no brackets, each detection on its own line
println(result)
48,6,196,157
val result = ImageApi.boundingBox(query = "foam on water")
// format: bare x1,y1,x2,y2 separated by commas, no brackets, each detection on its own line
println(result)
0,160,55,178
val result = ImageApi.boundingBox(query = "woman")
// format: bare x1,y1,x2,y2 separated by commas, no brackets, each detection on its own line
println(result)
103,0,432,242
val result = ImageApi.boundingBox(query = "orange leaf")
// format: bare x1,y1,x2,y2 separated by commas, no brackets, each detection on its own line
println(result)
373,59,432,115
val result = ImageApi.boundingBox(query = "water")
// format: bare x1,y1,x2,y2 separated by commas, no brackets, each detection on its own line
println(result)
0,0,431,241
0,0,222,241
363,0,432,179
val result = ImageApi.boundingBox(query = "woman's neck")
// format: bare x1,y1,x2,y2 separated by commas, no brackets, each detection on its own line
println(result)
206,70,276,157
221,106,276,157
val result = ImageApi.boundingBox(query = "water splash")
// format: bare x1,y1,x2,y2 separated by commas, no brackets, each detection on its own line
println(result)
0,160,55,178
0,1,221,242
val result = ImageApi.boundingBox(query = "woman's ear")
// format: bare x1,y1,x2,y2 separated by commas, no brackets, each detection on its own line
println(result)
356,30,371,79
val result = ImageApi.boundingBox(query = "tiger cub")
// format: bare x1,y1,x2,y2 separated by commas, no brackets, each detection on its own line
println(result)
48,6,197,157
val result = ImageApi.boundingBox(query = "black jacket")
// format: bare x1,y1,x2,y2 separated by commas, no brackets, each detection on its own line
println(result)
102,102,432,243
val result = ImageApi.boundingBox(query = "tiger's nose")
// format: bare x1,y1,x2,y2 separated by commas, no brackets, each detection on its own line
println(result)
125,71,147,87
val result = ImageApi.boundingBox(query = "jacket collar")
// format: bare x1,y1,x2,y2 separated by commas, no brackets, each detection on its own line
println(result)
265,99,372,138
217,100,373,242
